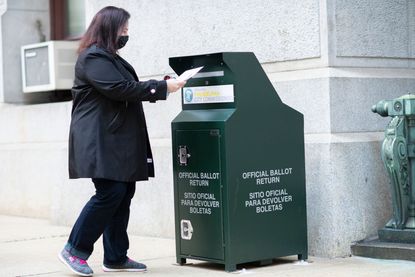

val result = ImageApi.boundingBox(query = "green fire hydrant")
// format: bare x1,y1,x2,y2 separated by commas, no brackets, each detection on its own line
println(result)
372,94,415,230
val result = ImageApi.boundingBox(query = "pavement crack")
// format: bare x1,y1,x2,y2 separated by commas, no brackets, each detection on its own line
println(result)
1,234,69,243
16,271,61,277
141,255,176,261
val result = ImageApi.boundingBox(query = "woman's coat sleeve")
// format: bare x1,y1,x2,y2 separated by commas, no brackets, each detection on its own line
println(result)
84,52,167,102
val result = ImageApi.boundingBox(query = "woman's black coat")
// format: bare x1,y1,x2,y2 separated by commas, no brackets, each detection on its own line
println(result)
68,45,167,182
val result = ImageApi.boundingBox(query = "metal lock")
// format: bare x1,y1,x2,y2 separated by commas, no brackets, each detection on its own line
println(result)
178,146,191,166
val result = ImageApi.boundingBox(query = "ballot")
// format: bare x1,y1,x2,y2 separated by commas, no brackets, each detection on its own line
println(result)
177,66,204,81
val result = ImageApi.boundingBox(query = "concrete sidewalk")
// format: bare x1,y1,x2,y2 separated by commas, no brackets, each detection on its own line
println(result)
1,215,415,277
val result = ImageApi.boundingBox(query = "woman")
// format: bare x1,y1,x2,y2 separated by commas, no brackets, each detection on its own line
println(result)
58,6,185,276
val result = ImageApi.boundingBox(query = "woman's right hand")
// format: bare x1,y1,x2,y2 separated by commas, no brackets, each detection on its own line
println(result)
166,79,186,93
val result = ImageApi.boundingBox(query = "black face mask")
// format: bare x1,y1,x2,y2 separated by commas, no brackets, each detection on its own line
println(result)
117,35,129,49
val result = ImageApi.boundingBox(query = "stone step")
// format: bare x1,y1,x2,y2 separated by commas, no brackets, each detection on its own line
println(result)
351,237,415,261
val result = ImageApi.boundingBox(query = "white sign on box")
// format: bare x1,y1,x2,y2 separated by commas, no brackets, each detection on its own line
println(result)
183,85,235,104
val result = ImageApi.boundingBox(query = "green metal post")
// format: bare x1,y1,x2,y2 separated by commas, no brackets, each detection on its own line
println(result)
372,94,415,230
406,117,415,228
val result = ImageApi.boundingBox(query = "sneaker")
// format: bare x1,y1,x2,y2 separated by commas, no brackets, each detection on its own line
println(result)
102,258,147,272
58,249,94,276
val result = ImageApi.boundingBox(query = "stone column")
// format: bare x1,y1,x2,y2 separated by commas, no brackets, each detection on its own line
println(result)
0,0,7,103
1,0,50,103
273,0,415,257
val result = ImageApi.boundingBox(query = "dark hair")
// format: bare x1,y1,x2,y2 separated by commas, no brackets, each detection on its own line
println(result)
78,6,130,54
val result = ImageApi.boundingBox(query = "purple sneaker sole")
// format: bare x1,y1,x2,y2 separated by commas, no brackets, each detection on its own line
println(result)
102,264,147,272
102,259,147,272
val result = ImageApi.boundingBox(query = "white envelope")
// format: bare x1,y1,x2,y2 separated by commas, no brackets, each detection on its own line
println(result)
177,66,204,81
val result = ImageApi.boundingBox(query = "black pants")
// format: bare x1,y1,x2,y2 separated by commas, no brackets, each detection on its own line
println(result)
66,178,136,265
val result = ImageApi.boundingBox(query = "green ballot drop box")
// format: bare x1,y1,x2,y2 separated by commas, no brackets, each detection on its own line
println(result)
170,52,307,272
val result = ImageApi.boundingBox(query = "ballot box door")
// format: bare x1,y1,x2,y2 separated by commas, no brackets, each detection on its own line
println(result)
174,129,224,261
